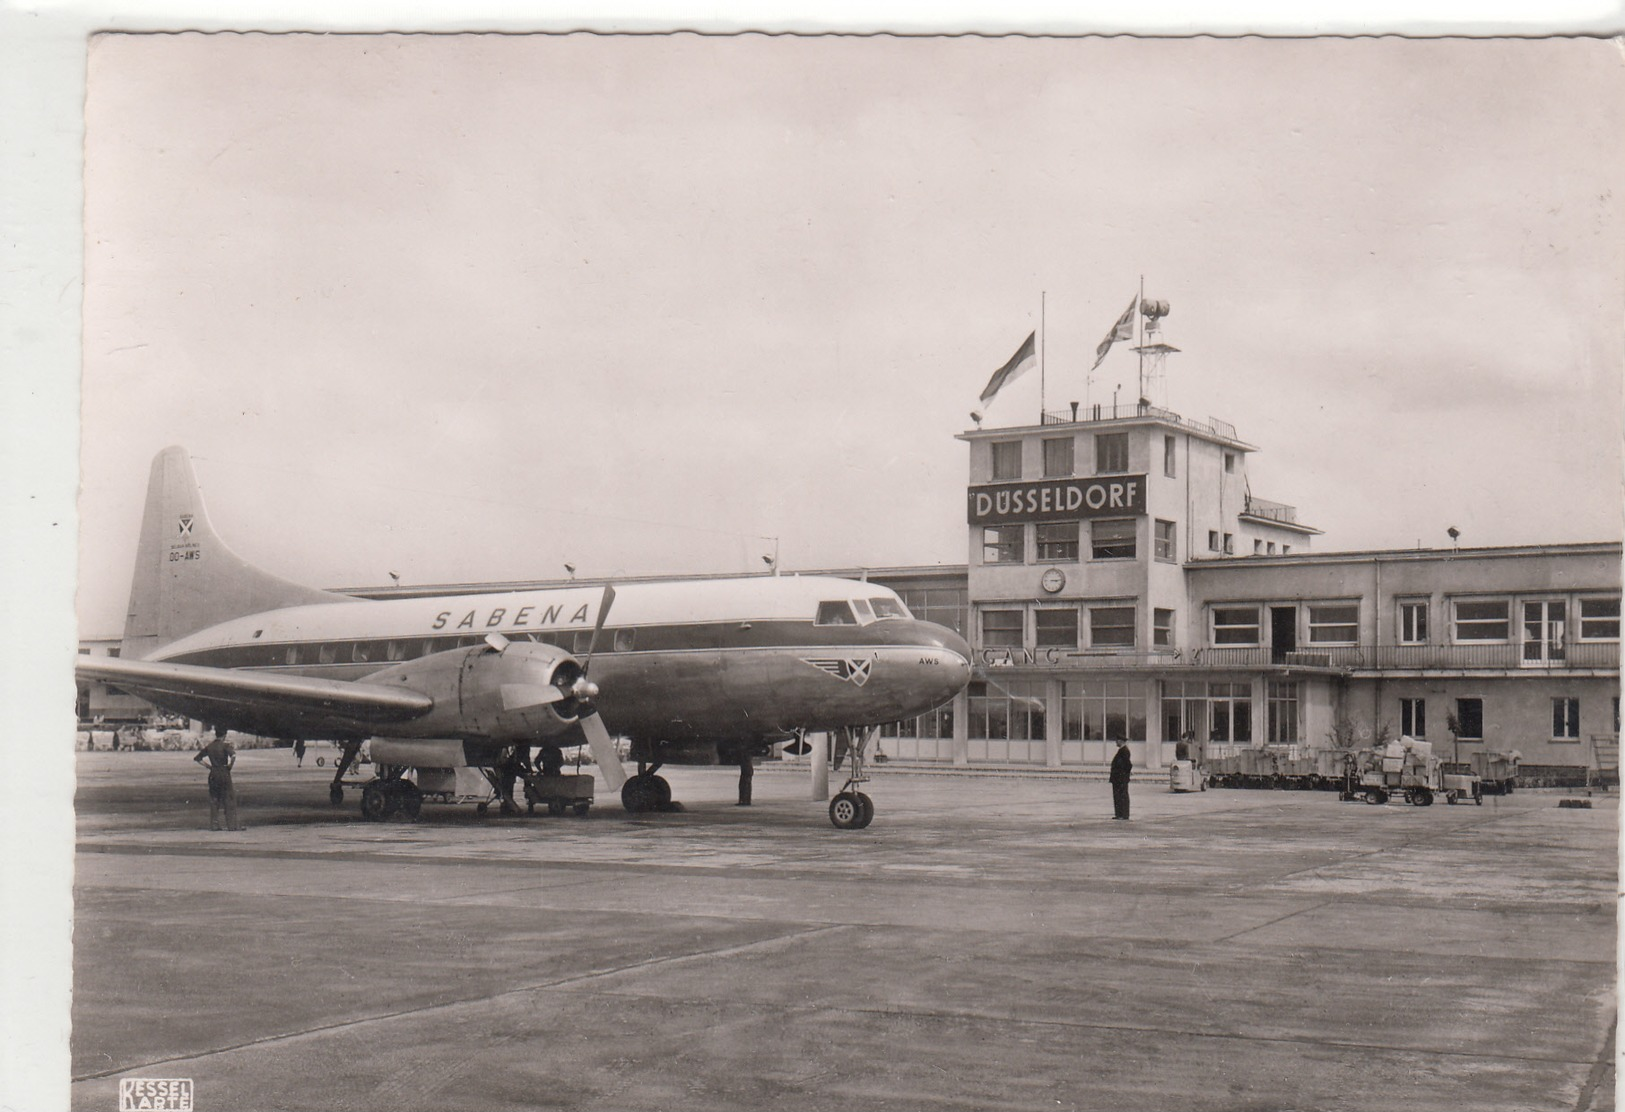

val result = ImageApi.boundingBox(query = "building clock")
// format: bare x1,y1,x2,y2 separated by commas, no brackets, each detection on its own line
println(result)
1040,568,1066,594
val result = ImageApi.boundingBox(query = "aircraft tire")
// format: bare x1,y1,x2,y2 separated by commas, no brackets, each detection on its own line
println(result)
360,780,390,822
829,792,864,830
854,792,875,829
650,775,672,807
622,777,655,814
391,781,422,822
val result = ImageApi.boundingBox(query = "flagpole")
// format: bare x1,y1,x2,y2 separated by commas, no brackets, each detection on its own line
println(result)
1136,274,1145,405
1039,291,1047,424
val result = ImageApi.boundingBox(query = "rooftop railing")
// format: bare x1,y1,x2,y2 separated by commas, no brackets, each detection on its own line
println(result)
1038,403,1242,443
1241,496,1299,525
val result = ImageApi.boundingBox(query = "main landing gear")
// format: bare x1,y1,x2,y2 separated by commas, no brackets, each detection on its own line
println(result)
829,725,876,830
622,759,678,814
359,766,422,822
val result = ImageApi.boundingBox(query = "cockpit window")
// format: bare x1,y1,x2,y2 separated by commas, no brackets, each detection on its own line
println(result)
869,597,911,619
816,600,858,625
850,598,876,623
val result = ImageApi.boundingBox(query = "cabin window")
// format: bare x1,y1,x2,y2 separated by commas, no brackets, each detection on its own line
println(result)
317,643,339,665
284,644,302,665
816,600,858,626
869,597,910,619
351,641,372,663
613,628,636,652
386,640,408,661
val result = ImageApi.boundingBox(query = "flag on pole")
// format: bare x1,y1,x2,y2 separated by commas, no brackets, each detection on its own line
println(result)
978,331,1037,409
1091,295,1139,371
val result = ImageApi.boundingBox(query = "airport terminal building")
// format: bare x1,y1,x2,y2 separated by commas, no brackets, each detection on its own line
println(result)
854,403,1619,775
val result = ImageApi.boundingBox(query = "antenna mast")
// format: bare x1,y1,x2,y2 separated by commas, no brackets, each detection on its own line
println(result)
1131,288,1178,409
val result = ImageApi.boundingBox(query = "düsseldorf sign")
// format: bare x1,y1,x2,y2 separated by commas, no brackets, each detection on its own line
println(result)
967,474,1147,525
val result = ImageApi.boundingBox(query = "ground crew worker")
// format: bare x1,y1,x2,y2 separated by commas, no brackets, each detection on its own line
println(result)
737,748,754,806
1110,738,1133,821
194,726,244,831
293,738,306,767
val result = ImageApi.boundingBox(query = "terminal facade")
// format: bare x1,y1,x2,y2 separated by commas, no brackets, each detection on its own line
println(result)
862,402,1619,773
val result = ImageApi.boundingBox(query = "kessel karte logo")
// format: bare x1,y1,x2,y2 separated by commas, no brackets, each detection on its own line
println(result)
802,657,874,687
119,1078,193,1111
177,514,194,537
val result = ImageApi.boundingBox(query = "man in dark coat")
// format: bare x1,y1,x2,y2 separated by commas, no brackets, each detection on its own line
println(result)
193,726,244,831
1109,739,1133,820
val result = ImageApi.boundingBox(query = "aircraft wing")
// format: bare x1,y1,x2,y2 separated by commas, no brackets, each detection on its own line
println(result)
77,656,434,736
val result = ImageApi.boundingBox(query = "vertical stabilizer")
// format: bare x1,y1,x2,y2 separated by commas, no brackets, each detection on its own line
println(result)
122,447,350,658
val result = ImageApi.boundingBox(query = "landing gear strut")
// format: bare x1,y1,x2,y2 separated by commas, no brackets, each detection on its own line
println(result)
328,737,365,805
828,726,876,830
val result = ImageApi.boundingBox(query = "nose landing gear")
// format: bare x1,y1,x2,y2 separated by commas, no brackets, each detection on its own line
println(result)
828,726,877,830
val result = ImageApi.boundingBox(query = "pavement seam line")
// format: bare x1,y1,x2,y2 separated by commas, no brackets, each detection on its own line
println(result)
70,922,853,1082
1208,897,1338,944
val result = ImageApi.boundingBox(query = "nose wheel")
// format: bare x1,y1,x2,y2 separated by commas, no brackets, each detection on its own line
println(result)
828,726,878,830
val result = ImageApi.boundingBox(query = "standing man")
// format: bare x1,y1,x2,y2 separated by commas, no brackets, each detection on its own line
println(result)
193,726,244,831
293,738,306,767
1110,738,1133,820
736,747,754,806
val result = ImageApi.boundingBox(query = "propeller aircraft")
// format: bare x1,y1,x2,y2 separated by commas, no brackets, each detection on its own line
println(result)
77,447,973,828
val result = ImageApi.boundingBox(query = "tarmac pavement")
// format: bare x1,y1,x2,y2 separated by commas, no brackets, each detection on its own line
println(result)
70,750,1617,1111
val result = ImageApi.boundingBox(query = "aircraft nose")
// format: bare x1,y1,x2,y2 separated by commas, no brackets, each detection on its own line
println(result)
919,623,973,686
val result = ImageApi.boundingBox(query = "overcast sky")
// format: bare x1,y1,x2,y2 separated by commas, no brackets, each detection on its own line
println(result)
76,33,1624,636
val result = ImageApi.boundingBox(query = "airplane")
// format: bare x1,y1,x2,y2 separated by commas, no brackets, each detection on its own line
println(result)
77,447,973,829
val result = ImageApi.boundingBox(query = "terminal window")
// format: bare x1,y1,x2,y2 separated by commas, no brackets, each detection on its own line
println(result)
1089,606,1136,648
1453,599,1510,641
1091,518,1136,559
981,609,1024,648
1453,697,1484,740
1552,697,1580,740
1267,680,1300,744
982,524,1024,564
1212,606,1261,645
1307,603,1359,644
1042,436,1074,478
1036,608,1079,648
1164,434,1177,478
1037,522,1079,562
991,440,1022,481
1579,597,1621,640
1400,697,1426,738
1399,601,1429,644
1207,530,1220,552
1095,432,1129,474
1154,519,1177,562
1153,608,1175,647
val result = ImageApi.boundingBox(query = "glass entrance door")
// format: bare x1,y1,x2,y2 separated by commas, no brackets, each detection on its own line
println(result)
1522,600,1566,666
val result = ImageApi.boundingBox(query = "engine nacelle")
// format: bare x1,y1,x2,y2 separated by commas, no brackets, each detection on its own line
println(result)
364,640,587,742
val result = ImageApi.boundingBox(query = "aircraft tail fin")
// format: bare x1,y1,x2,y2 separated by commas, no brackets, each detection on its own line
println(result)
122,447,349,658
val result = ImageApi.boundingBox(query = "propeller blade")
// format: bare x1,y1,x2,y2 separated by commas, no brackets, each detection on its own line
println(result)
581,583,617,671
577,710,627,791
500,683,566,711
